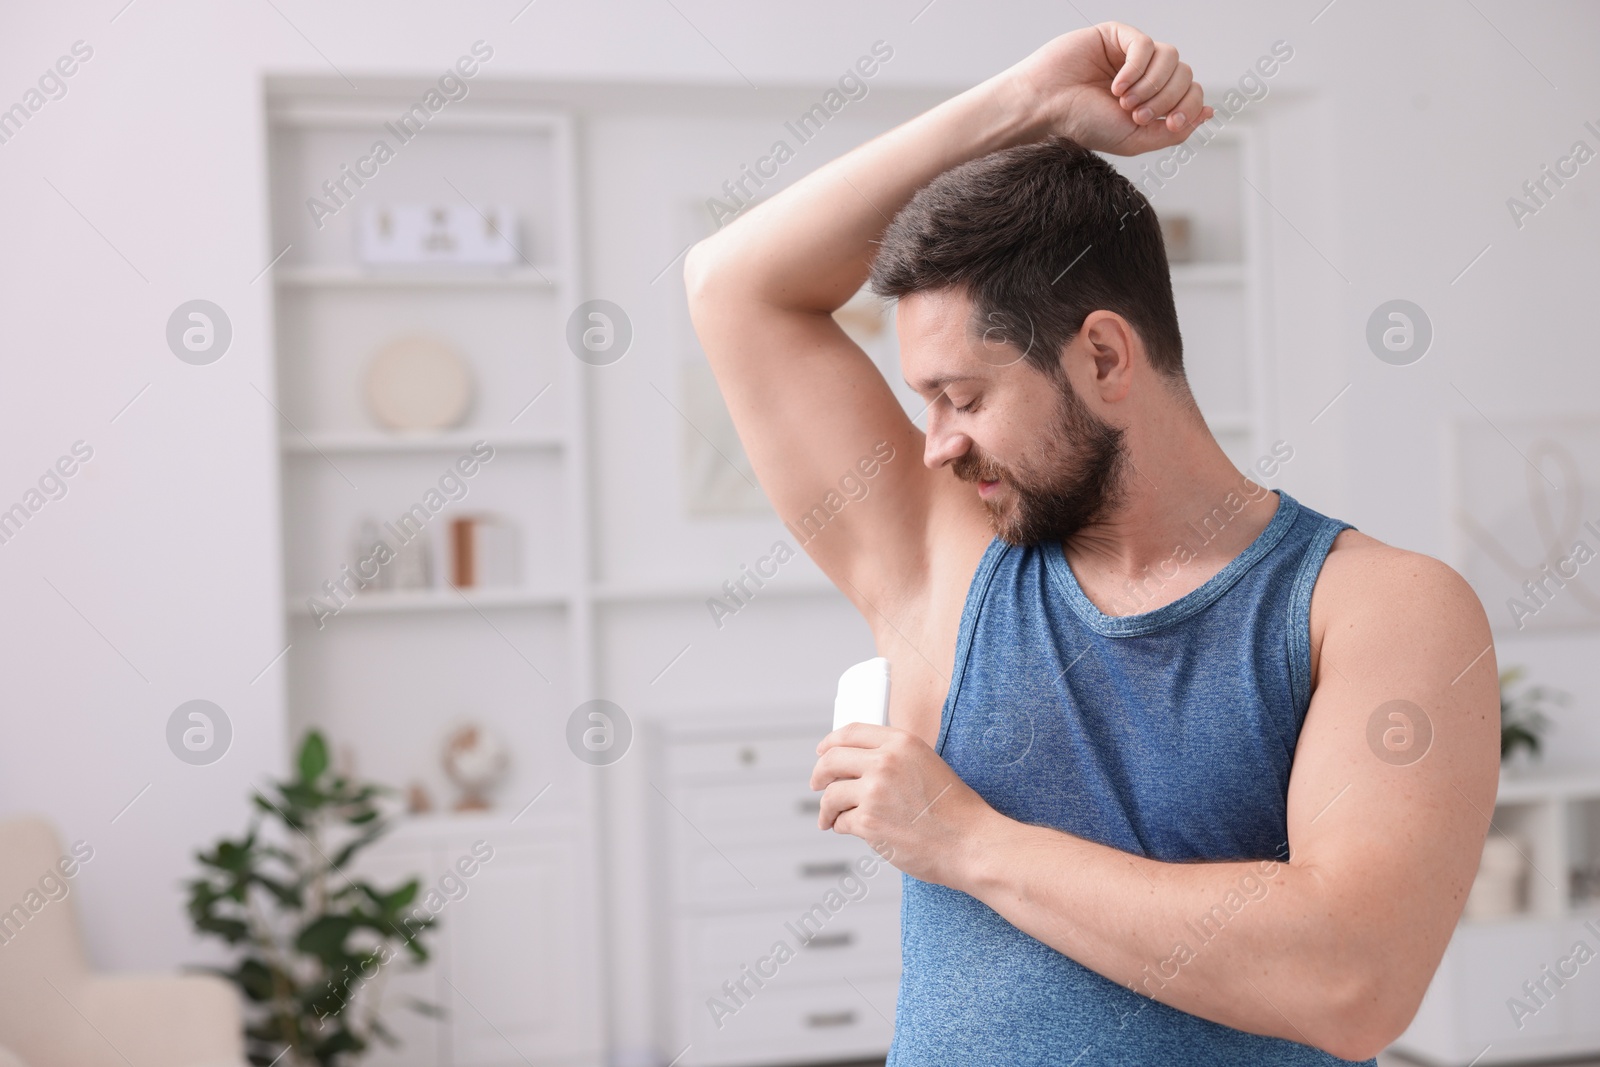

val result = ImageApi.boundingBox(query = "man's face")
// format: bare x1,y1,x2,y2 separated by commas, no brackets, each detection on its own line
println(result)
899,289,1127,546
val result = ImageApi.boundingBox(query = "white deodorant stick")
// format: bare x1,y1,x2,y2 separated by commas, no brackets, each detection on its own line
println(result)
833,657,891,731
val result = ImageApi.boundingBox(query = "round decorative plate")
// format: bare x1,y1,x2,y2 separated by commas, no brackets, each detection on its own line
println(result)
364,335,473,431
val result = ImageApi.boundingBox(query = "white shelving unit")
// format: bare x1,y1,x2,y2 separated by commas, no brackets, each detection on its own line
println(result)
1395,768,1600,1065
265,91,604,1067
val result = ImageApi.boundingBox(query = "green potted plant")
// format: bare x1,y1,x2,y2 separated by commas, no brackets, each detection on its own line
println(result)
187,731,440,1067
1499,666,1564,763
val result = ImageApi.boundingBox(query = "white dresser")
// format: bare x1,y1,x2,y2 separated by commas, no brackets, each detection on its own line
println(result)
646,714,902,1067
356,812,605,1067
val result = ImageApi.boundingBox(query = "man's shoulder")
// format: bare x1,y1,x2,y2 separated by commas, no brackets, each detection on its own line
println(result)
1310,527,1489,662
1317,528,1472,602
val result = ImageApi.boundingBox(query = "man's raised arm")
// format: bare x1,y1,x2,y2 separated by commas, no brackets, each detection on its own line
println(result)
683,23,1211,608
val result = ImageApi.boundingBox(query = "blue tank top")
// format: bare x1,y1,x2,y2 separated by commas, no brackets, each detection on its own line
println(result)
889,490,1371,1066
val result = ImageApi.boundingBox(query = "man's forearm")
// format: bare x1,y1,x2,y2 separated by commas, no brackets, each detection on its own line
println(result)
688,68,1043,313
955,811,1397,1059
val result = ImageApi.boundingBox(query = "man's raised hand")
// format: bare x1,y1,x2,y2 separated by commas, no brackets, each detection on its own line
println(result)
1009,22,1213,156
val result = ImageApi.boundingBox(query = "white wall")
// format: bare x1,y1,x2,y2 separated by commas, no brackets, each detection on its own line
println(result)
2,0,1597,1051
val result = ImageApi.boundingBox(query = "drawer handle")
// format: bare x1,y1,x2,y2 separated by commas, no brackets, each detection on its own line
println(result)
802,931,855,950
795,797,822,815
799,861,852,878
804,1010,857,1029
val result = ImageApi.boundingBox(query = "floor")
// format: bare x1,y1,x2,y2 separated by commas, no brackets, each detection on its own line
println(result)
1380,1053,1600,1067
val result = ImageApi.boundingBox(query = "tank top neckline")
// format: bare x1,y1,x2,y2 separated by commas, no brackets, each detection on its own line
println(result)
1039,489,1299,638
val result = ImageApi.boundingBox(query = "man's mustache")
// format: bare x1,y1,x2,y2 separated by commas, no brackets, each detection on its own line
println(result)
952,450,1007,484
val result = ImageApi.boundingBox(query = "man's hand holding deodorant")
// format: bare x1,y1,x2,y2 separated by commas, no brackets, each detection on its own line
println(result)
813,655,998,886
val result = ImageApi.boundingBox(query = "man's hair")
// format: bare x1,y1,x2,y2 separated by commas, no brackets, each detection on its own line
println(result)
868,136,1186,381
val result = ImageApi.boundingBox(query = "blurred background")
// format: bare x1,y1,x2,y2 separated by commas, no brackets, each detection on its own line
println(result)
0,2,1597,1066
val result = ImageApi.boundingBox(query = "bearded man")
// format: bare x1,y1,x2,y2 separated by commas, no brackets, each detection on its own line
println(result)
684,22,1497,1066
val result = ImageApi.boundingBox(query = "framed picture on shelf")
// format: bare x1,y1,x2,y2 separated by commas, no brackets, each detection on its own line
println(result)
677,361,768,517
1451,415,1600,633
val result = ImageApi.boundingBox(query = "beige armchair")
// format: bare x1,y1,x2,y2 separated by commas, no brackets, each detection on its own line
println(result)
0,816,245,1067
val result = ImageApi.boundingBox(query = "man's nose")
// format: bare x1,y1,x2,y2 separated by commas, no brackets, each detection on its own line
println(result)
923,411,970,470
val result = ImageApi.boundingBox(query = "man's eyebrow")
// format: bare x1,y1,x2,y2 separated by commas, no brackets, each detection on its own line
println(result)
905,374,974,394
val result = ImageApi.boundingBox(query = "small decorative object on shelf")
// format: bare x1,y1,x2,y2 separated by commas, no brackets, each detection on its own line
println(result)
442,722,510,812
405,781,433,815
357,204,520,266
1572,863,1600,908
1464,834,1530,920
449,513,520,588
351,519,395,592
388,526,433,590
364,335,474,432
186,731,440,1067
1500,665,1564,762
1159,212,1194,263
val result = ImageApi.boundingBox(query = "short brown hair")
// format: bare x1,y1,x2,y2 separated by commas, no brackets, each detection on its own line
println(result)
868,136,1185,380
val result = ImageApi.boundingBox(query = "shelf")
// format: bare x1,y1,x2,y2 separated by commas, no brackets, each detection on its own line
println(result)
282,429,566,455
383,808,577,842
1169,262,1246,285
273,264,561,289
591,578,842,603
287,586,570,616
1496,768,1600,804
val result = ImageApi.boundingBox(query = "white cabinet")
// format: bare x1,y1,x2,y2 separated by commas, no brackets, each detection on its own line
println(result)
349,838,449,1067
446,839,597,1065
646,715,901,1067
356,818,603,1067
1393,771,1600,1065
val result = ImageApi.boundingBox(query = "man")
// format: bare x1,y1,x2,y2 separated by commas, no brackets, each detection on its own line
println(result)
684,22,1497,1066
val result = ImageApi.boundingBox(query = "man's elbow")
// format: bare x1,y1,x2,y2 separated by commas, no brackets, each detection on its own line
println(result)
1305,966,1427,1062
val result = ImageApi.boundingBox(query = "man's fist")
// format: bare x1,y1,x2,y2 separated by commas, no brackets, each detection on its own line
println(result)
1009,22,1213,156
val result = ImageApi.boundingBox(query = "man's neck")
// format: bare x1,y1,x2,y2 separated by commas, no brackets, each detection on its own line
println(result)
1063,413,1280,616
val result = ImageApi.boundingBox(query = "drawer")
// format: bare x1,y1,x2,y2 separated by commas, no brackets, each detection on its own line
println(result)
680,901,902,990
664,733,822,781
677,975,899,1067
675,834,898,907
665,781,826,843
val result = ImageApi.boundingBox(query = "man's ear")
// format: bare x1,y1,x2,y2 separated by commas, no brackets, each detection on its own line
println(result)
1078,311,1136,402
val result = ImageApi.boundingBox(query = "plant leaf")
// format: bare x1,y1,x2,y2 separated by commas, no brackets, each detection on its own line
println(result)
295,914,355,962
299,730,331,784
312,1027,365,1060
385,879,420,911
231,959,278,1002
329,827,385,871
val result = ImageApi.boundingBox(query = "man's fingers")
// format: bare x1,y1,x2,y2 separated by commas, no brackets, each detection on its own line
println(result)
1107,24,1157,96
1135,60,1194,125
809,745,872,791
816,721,893,754
1164,83,1209,135
818,779,863,831
1121,44,1182,116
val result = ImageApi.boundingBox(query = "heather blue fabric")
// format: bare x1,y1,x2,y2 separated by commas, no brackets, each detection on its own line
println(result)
888,490,1373,1066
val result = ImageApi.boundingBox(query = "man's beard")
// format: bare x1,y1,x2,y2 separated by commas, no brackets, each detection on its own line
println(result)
951,376,1128,546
